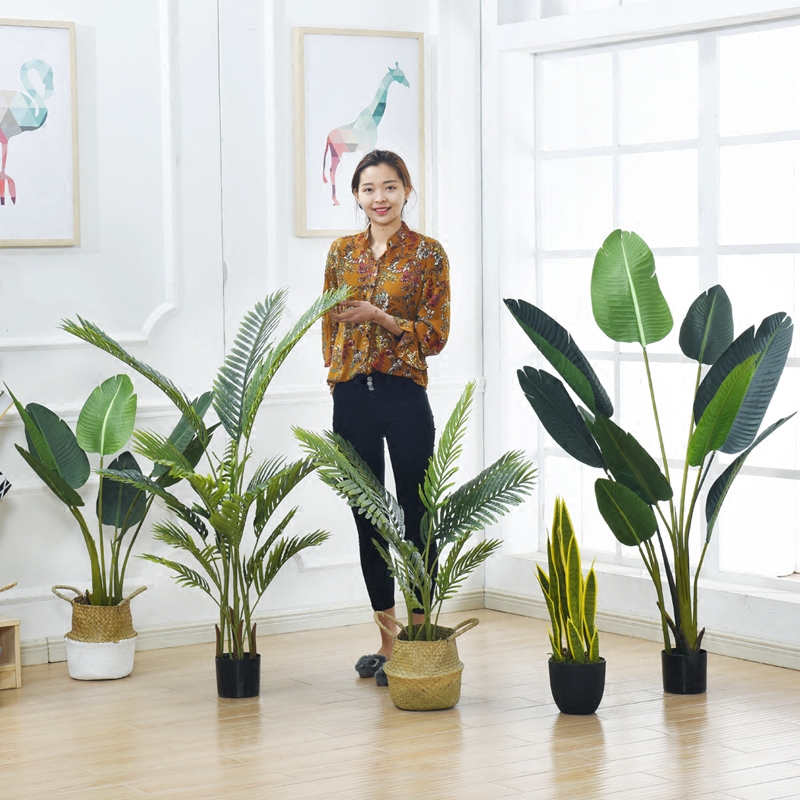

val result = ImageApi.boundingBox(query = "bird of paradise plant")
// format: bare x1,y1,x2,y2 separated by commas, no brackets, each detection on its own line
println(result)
507,229,794,656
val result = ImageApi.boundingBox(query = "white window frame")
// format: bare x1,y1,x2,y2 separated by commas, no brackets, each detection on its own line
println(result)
482,0,800,600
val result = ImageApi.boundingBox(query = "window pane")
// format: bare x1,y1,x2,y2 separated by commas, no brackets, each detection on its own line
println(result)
720,26,800,137
540,53,613,151
720,142,800,245
619,41,698,144
619,150,698,247
619,360,698,462
719,476,798,577
542,456,616,553
542,258,613,352
541,156,614,250
718,254,799,358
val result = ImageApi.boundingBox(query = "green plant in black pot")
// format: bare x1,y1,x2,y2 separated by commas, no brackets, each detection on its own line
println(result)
506,229,794,694
537,497,604,714
61,286,347,697
295,381,536,710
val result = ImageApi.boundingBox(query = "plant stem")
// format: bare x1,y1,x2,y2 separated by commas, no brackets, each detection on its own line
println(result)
97,456,107,602
678,362,704,537
639,539,671,652
693,539,711,634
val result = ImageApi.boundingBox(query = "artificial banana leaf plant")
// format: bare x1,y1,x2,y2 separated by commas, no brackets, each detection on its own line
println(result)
296,382,536,641
507,229,794,656
61,286,348,659
537,498,600,664
11,375,210,605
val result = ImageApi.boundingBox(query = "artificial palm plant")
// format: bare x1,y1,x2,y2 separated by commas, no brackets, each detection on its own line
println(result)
507,229,794,658
61,287,347,660
295,382,536,640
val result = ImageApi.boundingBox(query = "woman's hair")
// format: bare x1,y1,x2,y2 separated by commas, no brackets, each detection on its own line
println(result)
350,150,414,195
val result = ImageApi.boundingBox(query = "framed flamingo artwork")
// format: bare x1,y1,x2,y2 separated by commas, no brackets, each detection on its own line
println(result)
293,28,425,237
0,19,79,247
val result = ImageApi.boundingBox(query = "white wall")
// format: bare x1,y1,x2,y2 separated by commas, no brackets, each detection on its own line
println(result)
0,0,485,656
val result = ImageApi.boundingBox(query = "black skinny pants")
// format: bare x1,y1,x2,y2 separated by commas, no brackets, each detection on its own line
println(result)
332,372,436,612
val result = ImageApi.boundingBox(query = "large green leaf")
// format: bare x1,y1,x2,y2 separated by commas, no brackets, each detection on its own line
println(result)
723,314,793,454
76,375,137,456
25,403,89,489
591,229,673,347
679,285,734,365
504,299,613,416
15,445,85,507
99,451,147,530
694,314,793,438
705,413,796,540
591,414,672,504
595,479,657,547
517,367,604,469
688,357,757,466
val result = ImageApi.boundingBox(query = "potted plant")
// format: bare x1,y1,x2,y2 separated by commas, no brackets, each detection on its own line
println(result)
10,376,210,680
295,381,536,711
506,229,794,694
537,498,604,715
61,287,347,697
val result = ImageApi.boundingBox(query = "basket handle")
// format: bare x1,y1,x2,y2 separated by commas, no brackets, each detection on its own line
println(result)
52,585,85,603
0,581,17,594
119,586,147,607
448,618,480,640
374,610,404,639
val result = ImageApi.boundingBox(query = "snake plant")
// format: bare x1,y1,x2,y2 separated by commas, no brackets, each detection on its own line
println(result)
295,382,536,641
61,287,347,659
507,229,794,656
537,498,600,664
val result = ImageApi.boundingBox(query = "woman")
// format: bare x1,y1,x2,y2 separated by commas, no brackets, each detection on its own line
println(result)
322,150,450,685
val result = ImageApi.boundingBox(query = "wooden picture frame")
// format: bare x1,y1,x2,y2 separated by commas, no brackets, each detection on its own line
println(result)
293,27,425,238
0,19,80,247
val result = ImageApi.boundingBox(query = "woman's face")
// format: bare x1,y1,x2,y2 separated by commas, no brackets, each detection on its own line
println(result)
354,164,410,229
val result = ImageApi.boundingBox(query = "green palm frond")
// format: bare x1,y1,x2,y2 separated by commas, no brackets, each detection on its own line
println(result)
435,451,536,546
150,521,221,587
421,381,474,513
209,495,248,545
213,292,287,439
246,455,286,494
295,428,404,536
252,458,316,535
249,531,329,598
132,429,194,478
241,286,349,439
141,553,215,598
250,507,298,564
435,537,502,606
61,316,207,441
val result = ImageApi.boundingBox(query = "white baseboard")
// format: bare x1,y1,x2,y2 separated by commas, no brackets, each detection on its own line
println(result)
22,589,486,666
484,588,800,671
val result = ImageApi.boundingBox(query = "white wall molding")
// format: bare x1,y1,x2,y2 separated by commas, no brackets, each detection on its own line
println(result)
485,587,800,671
23,589,485,666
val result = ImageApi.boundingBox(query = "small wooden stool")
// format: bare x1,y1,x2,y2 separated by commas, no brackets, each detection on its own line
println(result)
0,615,22,689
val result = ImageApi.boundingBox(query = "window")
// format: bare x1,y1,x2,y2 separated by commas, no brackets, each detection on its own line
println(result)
519,21,800,580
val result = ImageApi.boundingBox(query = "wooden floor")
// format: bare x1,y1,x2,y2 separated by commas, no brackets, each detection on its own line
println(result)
2,609,800,799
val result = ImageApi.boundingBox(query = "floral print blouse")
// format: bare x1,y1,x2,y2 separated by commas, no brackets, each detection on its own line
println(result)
322,222,450,389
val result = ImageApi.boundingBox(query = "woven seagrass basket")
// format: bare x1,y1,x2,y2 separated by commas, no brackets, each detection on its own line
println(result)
0,582,16,595
377,612,479,711
53,585,146,643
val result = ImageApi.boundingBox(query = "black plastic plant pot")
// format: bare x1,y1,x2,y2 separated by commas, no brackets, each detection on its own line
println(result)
548,658,606,715
216,653,261,698
662,649,707,695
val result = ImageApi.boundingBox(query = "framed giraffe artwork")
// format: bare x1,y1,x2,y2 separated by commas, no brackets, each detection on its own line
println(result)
293,28,425,237
0,19,79,247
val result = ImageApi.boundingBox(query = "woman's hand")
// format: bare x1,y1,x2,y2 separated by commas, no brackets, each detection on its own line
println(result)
332,300,378,324
333,300,403,336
